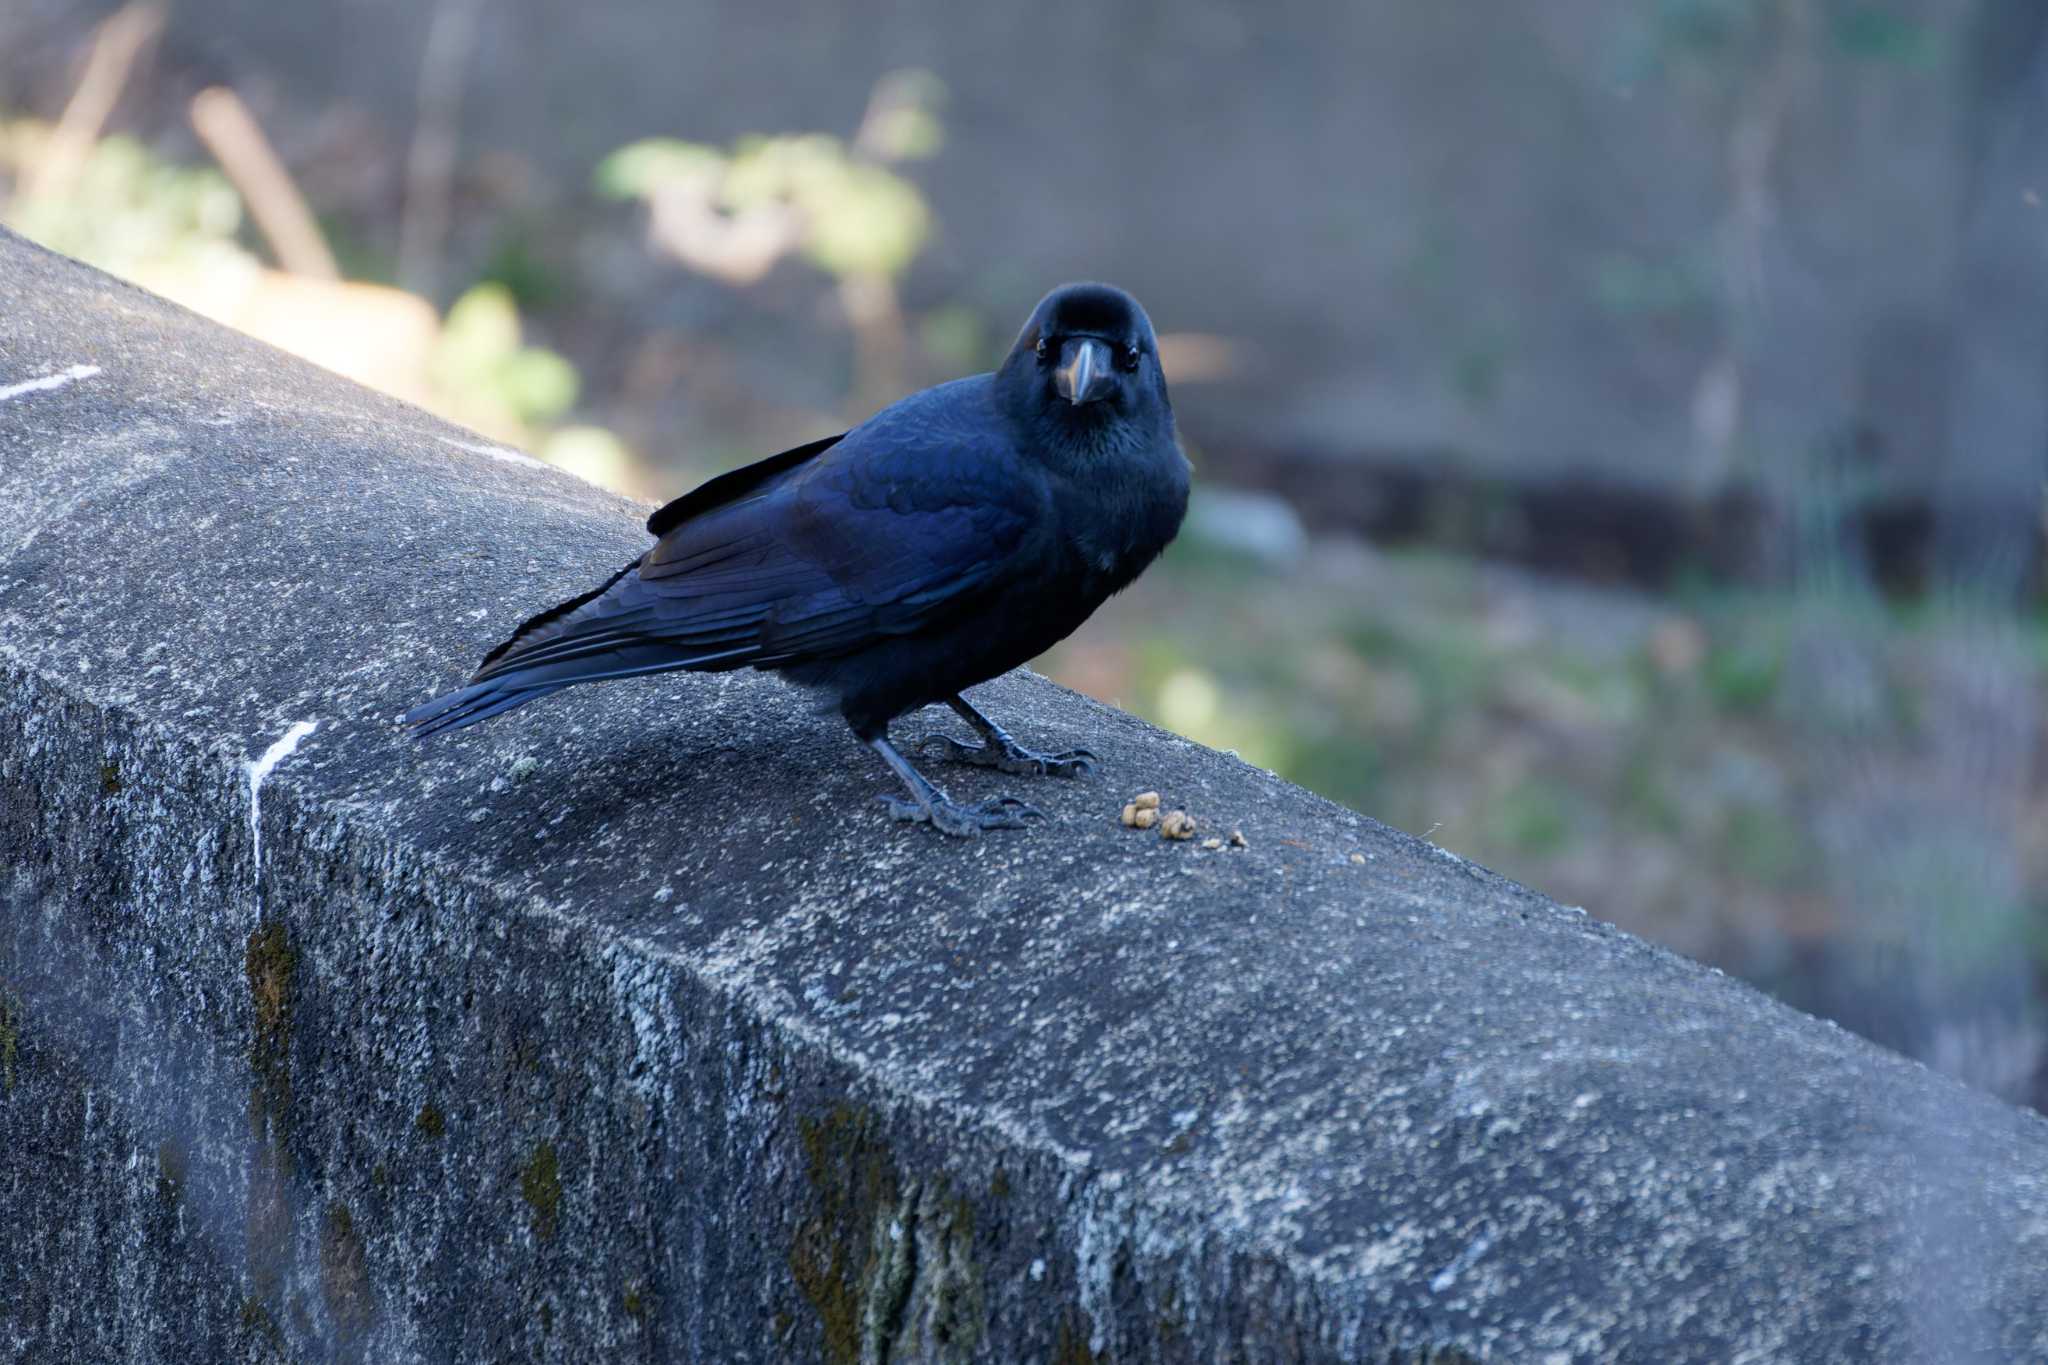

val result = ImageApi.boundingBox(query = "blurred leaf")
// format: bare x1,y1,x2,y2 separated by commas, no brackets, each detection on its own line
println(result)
439,282,522,367
603,125,933,284
541,425,635,492
1,122,245,280
594,139,725,198
431,283,579,432
1591,251,1713,319
1829,6,1939,66
499,348,578,423
1487,780,1575,857
1705,638,1782,712
1652,0,1762,55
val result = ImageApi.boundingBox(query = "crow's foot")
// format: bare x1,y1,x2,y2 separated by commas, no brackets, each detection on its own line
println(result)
917,732,1098,779
878,791,1044,837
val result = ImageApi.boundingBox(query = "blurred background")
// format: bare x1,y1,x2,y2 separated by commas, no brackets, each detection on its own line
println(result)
3,1,2044,1110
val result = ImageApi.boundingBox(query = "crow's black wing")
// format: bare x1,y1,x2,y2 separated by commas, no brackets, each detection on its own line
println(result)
465,430,847,679
403,387,1042,736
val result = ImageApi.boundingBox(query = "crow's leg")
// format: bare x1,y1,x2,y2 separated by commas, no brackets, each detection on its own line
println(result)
916,695,1098,778
866,735,1043,837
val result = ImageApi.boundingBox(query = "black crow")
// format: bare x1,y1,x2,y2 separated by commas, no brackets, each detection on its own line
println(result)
403,282,1190,835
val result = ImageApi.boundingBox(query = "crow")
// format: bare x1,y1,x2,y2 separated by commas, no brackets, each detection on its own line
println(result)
403,282,1190,835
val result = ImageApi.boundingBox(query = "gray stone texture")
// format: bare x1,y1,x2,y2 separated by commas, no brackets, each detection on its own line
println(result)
4,228,2048,1362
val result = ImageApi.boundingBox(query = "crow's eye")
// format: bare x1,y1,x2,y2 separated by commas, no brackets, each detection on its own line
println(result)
1034,337,1049,361
1119,344,1142,372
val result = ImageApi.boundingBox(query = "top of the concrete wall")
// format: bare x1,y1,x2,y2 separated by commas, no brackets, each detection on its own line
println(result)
4,226,2048,1362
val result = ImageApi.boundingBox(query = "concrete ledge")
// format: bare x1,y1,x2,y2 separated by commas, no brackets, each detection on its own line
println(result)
3,225,2047,1363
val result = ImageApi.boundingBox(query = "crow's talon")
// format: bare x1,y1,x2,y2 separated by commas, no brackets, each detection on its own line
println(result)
878,791,1044,837
917,733,1098,779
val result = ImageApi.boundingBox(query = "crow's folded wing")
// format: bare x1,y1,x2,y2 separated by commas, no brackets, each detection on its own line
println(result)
465,434,1044,688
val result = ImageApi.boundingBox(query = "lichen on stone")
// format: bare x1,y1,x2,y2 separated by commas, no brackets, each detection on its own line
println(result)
519,1140,563,1241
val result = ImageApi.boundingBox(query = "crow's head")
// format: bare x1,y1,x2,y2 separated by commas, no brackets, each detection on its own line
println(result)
997,283,1171,438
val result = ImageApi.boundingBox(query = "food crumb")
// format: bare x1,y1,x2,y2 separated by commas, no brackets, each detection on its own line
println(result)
1229,830,1248,848
1132,790,1161,811
1133,806,1160,830
1200,837,1223,851
1160,809,1196,840
1350,852,1367,865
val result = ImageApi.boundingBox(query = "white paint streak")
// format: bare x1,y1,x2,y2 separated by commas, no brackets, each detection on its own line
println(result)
435,434,548,470
0,363,102,403
246,720,319,873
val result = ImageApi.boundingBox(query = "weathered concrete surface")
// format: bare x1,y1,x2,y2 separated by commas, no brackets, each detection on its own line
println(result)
2,225,2046,1364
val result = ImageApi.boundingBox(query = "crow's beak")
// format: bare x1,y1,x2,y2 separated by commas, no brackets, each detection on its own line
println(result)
1055,338,1114,406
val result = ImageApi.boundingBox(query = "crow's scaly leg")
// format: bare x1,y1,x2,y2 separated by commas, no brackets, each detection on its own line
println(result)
866,734,1042,837
917,694,1098,778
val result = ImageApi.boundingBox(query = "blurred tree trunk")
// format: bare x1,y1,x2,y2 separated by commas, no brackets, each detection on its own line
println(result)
1938,0,2048,597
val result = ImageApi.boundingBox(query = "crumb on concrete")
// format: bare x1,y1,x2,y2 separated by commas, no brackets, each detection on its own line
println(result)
1160,810,1196,841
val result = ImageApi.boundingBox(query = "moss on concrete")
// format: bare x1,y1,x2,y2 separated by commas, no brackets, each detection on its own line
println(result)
0,986,20,1094
912,1186,985,1359
320,1200,371,1352
1053,1314,1099,1365
519,1140,563,1241
238,1295,285,1359
791,1103,904,1365
415,1101,446,1139
244,919,295,1140
155,1140,186,1206
243,920,297,1310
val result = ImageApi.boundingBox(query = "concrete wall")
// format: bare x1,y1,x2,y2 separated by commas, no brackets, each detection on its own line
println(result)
5,228,2048,1362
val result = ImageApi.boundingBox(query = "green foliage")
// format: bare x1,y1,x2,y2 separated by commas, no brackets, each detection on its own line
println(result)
1720,801,1808,886
1705,638,1782,712
0,122,244,278
1829,6,1939,66
1453,334,1508,410
431,282,579,430
593,139,725,198
1652,0,1764,55
1488,780,1575,857
599,132,932,282
1591,251,1714,320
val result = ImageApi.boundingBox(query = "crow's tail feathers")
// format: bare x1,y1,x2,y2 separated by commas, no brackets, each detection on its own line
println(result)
401,644,764,741
401,678,566,740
